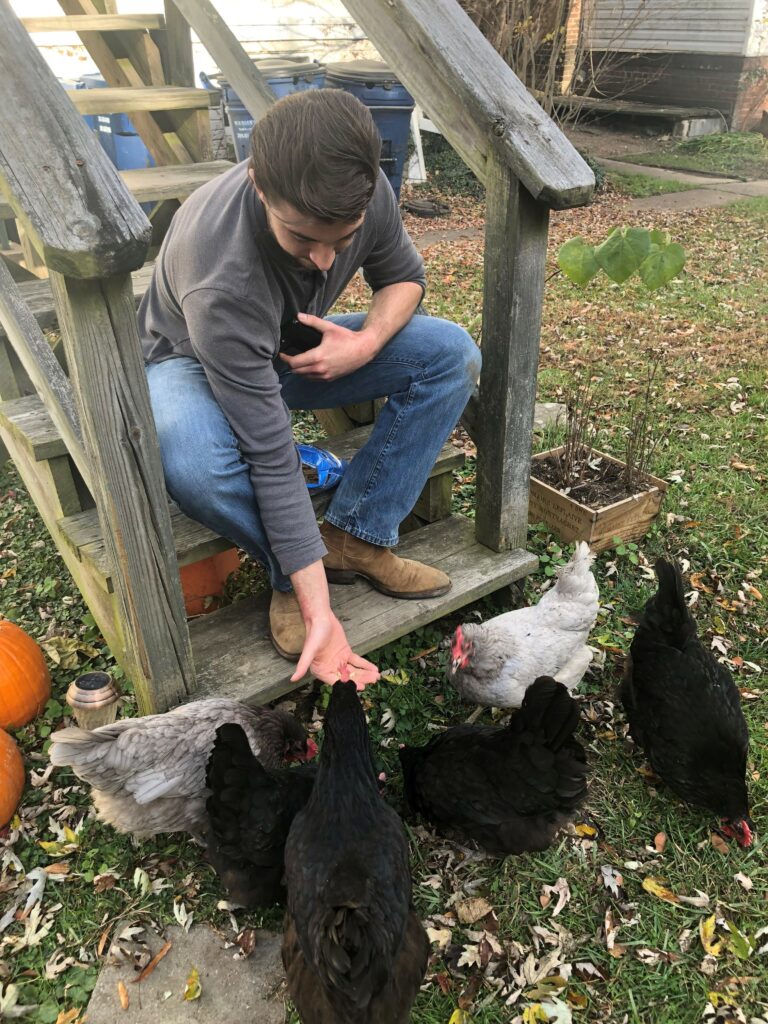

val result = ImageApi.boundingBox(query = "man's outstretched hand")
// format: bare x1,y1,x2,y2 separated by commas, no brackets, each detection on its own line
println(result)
291,611,379,690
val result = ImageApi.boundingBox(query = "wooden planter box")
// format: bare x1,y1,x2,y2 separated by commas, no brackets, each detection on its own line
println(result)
528,446,668,553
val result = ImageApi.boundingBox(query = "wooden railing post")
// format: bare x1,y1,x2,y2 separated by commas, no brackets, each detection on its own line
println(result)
474,159,549,552
50,272,197,712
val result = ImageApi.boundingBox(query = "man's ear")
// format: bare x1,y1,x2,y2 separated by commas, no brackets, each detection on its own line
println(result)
248,167,266,204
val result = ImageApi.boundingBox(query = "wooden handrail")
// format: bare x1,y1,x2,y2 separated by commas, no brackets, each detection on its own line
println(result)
343,0,594,209
0,0,150,278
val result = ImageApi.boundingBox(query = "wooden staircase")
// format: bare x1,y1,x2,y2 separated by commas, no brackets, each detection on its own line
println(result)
0,0,595,715
1,4,234,278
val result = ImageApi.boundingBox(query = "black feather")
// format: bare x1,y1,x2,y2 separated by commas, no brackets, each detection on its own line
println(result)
621,559,750,825
282,681,428,1023
204,723,316,908
399,677,588,855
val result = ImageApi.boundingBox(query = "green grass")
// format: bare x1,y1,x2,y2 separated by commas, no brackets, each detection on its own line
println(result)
620,131,768,181
605,170,697,198
2,198,768,1024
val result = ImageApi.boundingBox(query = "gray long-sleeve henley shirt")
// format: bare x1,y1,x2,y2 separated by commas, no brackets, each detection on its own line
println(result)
138,161,426,577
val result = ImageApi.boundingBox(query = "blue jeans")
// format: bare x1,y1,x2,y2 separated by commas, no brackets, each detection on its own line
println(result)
146,313,481,590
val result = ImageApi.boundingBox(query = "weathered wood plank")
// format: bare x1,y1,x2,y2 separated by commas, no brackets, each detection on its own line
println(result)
162,0,195,87
342,0,593,209
49,270,196,713
53,0,193,167
0,0,150,277
0,259,91,489
68,86,219,114
0,265,155,340
0,396,70,461
190,515,537,706
475,161,549,551
0,427,127,673
22,14,165,31
168,0,276,120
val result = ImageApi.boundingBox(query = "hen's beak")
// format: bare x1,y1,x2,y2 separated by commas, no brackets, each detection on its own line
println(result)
450,656,461,674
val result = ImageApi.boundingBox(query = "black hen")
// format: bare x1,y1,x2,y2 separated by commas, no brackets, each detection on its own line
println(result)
622,559,752,846
205,723,317,908
399,676,587,855
282,680,428,1024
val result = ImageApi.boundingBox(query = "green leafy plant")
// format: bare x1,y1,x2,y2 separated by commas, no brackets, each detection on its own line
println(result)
558,226,686,291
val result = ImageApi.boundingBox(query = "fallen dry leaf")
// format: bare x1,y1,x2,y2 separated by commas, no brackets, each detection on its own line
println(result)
456,897,493,925
654,832,667,853
540,879,571,917
641,876,679,904
710,833,730,855
733,872,753,891
132,940,172,984
183,967,201,1001
117,980,129,1011
700,915,724,957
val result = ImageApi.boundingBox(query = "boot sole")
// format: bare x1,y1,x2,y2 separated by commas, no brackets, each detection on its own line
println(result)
325,567,452,600
269,632,303,661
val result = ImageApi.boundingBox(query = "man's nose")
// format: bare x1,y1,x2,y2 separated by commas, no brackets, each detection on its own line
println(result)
309,245,335,271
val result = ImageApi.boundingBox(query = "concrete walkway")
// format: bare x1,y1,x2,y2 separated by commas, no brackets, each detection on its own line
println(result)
86,924,286,1024
600,157,768,211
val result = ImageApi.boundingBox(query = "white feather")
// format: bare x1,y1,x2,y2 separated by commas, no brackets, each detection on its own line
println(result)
449,543,599,708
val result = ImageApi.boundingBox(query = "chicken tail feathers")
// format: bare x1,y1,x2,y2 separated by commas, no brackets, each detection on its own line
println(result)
517,677,580,750
48,725,116,771
552,541,595,594
639,559,697,651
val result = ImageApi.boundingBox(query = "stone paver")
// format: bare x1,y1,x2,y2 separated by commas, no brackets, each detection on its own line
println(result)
628,185,767,212
86,924,285,1024
599,157,740,186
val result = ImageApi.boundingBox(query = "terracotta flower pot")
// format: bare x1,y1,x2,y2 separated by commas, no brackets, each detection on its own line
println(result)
179,548,240,616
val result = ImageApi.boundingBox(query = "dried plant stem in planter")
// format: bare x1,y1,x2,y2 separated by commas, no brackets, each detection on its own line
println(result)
622,357,665,493
555,377,606,492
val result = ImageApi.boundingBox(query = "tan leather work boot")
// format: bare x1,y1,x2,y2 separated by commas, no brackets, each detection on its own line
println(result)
320,521,451,599
269,589,306,659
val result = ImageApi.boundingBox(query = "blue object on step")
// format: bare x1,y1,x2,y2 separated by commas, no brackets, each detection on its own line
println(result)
296,444,348,493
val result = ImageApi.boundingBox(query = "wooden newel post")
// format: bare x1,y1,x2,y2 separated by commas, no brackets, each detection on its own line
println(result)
50,273,197,713
474,160,550,552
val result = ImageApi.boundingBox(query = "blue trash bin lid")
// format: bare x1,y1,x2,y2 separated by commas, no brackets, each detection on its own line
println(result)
255,57,324,79
324,59,401,87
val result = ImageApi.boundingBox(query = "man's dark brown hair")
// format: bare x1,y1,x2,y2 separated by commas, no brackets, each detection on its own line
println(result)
249,89,381,223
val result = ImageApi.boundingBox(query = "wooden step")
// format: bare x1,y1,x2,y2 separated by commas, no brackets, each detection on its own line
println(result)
22,14,165,32
0,395,464,589
68,86,220,116
0,161,232,239
0,265,154,339
189,515,537,706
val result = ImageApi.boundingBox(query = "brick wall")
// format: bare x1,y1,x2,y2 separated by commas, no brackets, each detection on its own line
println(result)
585,51,768,129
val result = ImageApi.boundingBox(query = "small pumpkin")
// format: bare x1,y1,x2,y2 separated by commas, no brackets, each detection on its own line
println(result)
0,620,52,729
0,728,25,827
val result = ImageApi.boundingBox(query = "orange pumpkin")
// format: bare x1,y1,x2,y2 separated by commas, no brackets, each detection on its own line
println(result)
0,729,25,827
0,620,52,729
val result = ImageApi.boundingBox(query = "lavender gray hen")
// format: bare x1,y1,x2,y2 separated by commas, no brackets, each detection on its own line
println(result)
399,677,587,855
282,680,429,1024
204,723,318,908
621,559,752,846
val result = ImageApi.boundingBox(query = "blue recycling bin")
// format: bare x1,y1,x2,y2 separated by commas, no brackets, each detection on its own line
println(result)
201,58,326,162
324,61,414,201
78,73,155,172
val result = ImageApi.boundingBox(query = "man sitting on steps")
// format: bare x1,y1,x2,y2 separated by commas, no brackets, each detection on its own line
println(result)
139,88,481,686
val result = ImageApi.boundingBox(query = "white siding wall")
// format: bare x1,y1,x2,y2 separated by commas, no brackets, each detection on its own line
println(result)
586,0,753,56
746,0,768,55
11,0,378,83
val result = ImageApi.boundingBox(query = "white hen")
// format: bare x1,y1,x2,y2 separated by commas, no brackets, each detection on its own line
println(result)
48,698,316,840
448,542,599,708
